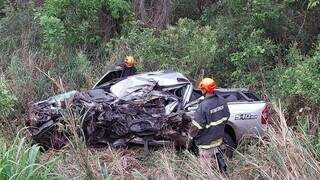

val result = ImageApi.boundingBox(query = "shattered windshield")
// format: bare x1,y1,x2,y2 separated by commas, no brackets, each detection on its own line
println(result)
110,76,156,99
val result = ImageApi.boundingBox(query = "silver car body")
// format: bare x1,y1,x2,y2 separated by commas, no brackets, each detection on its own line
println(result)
94,70,268,143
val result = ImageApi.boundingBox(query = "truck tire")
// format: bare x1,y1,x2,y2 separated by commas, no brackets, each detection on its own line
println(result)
223,133,236,159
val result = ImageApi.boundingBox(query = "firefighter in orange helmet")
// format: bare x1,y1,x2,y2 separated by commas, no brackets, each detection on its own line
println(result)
189,78,230,174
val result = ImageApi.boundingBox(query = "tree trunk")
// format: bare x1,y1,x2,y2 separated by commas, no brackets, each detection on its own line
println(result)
134,0,173,30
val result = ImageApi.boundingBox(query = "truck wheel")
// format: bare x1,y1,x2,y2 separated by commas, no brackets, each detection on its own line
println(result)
223,133,236,159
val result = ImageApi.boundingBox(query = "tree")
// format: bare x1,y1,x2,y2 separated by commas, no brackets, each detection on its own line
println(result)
134,0,173,30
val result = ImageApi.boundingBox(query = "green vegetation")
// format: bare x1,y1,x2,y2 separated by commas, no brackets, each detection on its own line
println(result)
0,0,319,179
0,136,62,179
0,77,15,116
110,19,219,78
38,0,131,52
276,45,320,102
1,0,319,103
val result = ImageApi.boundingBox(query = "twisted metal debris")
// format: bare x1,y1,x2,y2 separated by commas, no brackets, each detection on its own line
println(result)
26,89,190,149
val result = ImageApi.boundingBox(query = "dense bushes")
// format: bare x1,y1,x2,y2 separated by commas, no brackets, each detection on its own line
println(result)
0,4,105,109
107,19,219,81
1,0,319,110
107,17,319,102
275,45,320,103
198,0,320,100
38,0,131,54
0,0,319,129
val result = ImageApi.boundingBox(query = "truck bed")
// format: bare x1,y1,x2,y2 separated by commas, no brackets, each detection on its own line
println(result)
188,88,267,143
191,88,262,103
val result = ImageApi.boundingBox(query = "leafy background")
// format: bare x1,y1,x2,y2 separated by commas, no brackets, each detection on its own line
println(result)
0,0,319,179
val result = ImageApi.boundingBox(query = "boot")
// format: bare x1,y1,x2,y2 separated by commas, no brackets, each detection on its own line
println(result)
216,152,227,174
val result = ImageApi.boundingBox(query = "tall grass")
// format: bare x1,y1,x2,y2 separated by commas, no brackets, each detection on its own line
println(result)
59,108,97,179
0,134,62,180
226,102,320,179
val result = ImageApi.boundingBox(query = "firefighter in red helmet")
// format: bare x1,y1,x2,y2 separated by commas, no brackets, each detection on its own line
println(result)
189,78,230,174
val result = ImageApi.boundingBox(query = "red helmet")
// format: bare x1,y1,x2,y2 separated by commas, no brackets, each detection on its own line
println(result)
198,78,217,94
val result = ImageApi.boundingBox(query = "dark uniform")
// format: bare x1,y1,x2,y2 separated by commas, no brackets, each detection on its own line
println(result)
116,63,137,78
192,93,230,148
191,93,230,173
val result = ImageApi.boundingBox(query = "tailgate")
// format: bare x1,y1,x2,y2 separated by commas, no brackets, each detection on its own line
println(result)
227,102,267,141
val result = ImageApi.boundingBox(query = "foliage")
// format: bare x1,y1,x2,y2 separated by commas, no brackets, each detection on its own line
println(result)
0,136,62,179
199,0,290,87
38,0,131,53
0,7,38,69
229,29,277,87
0,1,319,178
308,0,320,9
0,76,15,116
39,15,66,55
108,19,220,82
0,1,4,17
52,51,91,90
107,0,131,18
0,0,318,106
0,8,95,109
195,0,320,97
275,45,320,102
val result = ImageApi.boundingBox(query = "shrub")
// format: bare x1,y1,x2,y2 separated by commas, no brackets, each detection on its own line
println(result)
39,15,66,56
38,0,132,53
229,29,278,87
275,45,320,103
0,7,95,111
198,0,320,91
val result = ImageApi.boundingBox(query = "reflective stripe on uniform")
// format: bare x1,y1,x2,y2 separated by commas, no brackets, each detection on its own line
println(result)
192,120,203,129
198,138,223,149
205,117,228,129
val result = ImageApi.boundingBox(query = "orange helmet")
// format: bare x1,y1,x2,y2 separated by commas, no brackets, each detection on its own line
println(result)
198,78,217,94
125,56,135,67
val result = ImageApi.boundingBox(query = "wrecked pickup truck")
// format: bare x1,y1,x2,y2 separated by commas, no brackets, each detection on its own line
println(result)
26,70,268,156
